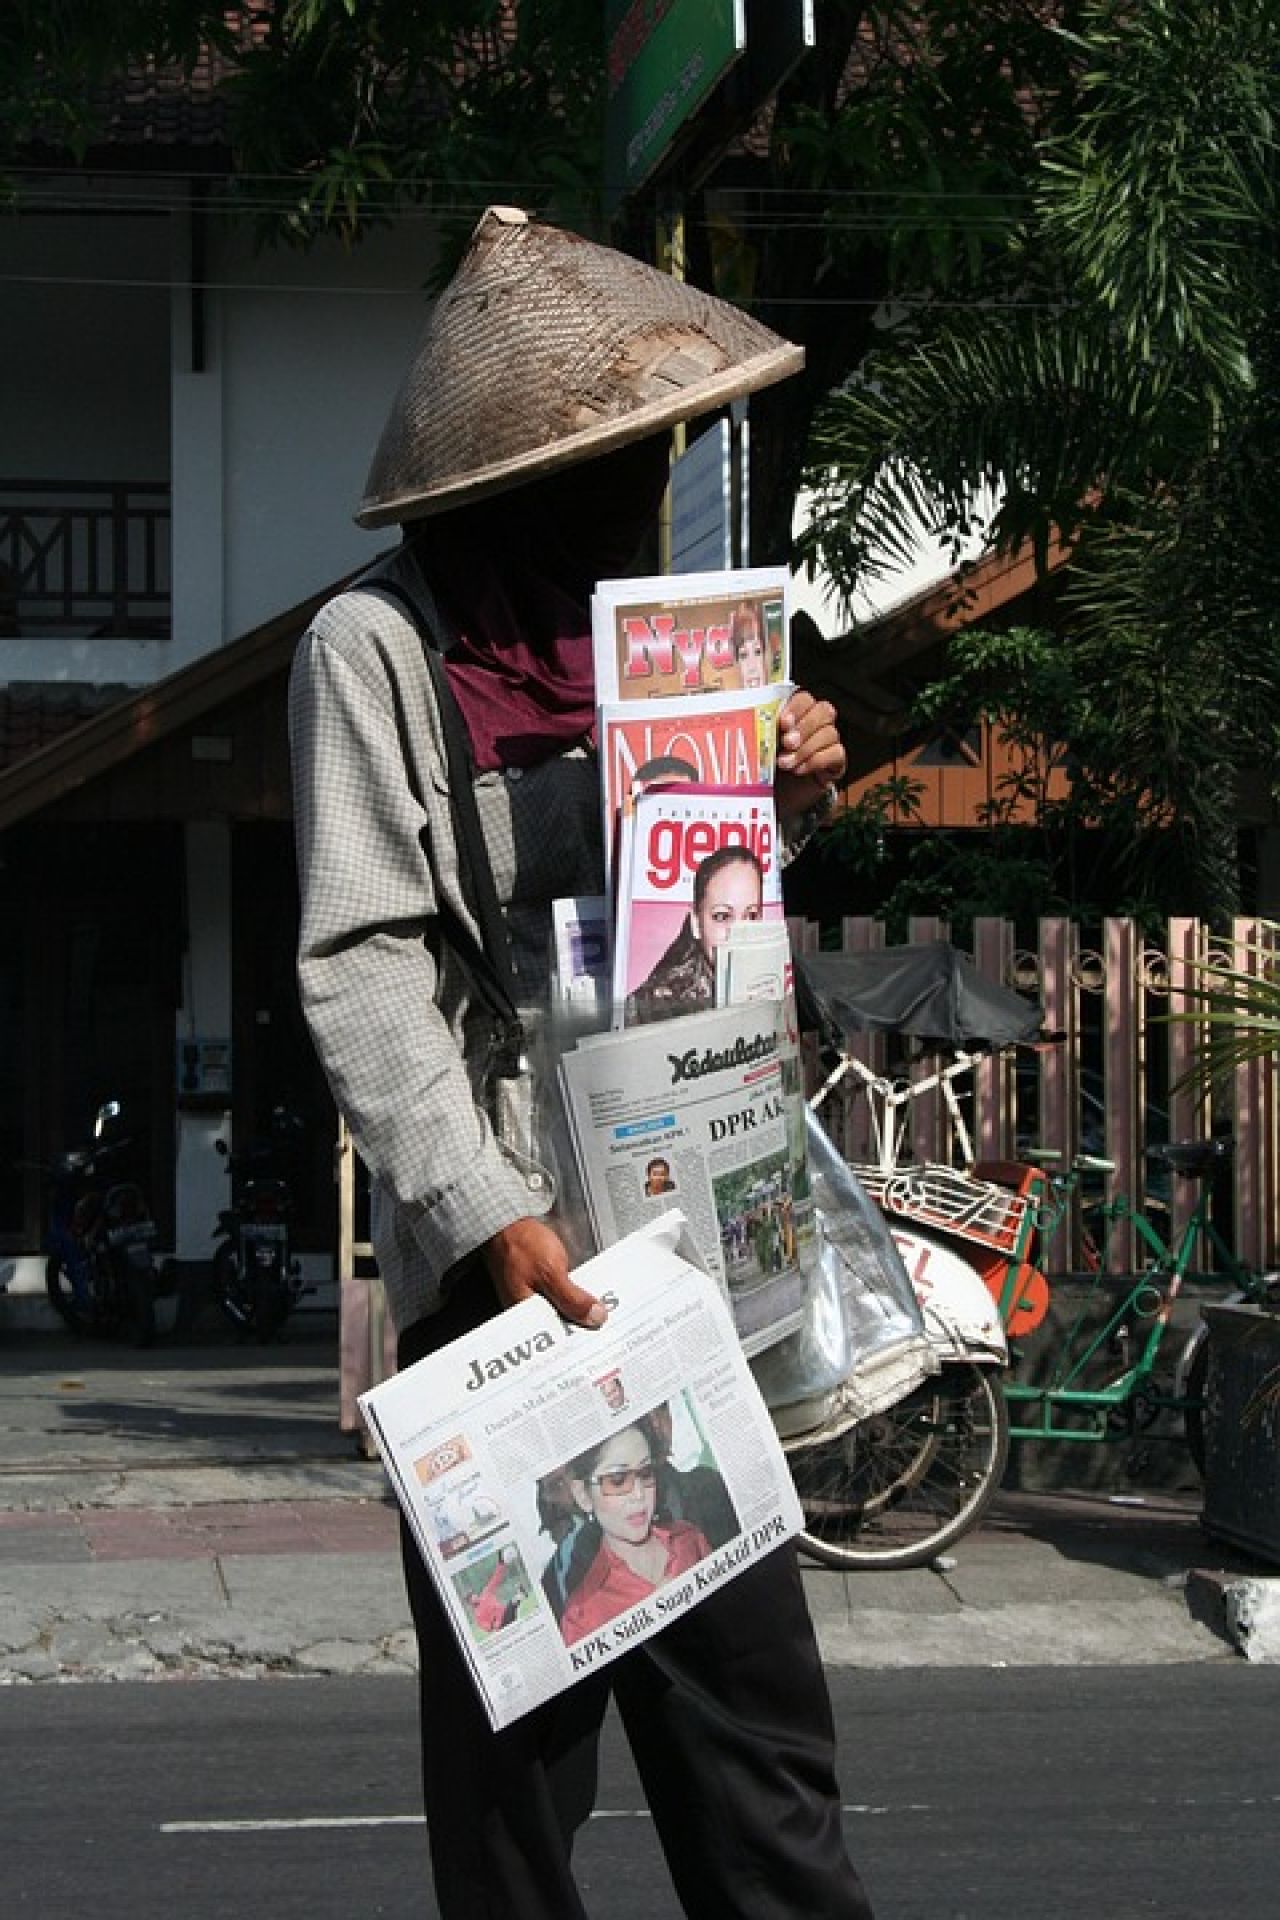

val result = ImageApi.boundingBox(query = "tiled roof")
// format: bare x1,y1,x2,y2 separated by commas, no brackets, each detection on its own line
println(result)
33,9,268,155
0,684,136,774
87,47,235,151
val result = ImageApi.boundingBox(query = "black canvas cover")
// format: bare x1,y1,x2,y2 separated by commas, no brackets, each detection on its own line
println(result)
796,942,1042,1051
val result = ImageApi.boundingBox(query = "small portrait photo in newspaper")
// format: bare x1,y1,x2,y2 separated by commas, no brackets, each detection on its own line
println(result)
642,1155,677,1199
452,1543,537,1645
535,1392,741,1647
595,1367,629,1413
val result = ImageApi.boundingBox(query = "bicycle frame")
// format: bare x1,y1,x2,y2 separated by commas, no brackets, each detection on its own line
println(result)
809,1046,987,1171
818,1051,1237,1445
1000,1147,1229,1442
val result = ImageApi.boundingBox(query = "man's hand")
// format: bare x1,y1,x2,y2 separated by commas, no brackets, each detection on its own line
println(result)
481,1217,607,1328
775,688,845,821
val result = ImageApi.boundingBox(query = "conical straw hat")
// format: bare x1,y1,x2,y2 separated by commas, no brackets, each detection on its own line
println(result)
356,206,803,528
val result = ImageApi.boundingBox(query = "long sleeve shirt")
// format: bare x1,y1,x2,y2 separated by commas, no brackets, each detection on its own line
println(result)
288,544,604,1331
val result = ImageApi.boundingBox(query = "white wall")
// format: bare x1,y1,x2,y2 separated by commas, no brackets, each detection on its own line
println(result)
216,224,433,641
790,483,1002,641
2,199,435,681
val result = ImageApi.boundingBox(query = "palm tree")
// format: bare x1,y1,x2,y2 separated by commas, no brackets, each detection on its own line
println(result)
798,0,1280,920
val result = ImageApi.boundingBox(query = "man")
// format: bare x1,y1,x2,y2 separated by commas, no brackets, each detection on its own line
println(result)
643,1156,676,1197
290,206,872,1920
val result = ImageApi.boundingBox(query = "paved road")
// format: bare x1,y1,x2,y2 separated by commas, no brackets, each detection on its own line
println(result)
8,1666,1280,1919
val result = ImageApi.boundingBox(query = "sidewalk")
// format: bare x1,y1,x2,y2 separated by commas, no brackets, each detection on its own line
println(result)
0,1323,1270,1683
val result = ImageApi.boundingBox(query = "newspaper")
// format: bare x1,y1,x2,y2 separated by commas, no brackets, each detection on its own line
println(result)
715,918,794,1008
612,783,783,1025
359,1212,803,1730
558,1000,809,1356
591,566,791,705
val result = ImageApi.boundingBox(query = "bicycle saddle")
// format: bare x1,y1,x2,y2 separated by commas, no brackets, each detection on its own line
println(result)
1149,1138,1234,1178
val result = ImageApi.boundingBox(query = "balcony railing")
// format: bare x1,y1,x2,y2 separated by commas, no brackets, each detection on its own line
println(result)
0,481,171,638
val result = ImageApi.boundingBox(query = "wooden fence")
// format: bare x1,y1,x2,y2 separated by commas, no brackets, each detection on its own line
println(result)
795,916,1280,1277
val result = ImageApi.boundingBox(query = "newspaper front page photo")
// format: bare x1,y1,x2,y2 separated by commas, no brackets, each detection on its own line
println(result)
360,1215,802,1729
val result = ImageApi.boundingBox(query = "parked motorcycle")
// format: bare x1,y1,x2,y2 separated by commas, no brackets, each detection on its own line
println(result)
43,1099,159,1346
210,1108,308,1341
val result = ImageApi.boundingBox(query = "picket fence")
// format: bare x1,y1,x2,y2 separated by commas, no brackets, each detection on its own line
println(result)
793,916,1280,1277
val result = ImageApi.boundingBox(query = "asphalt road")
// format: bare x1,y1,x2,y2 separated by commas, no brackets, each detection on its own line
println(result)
8,1665,1280,1919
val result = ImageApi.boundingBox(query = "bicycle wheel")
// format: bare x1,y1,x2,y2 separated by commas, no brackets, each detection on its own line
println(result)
790,1363,1010,1571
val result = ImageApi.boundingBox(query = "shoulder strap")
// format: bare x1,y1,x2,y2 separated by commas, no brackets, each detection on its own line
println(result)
373,577,523,1046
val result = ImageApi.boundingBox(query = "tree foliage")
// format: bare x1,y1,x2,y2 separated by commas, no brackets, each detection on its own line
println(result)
2,3,1092,556
799,0,1280,921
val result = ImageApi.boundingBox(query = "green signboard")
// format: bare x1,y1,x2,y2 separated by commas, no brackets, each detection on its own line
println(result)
605,0,746,198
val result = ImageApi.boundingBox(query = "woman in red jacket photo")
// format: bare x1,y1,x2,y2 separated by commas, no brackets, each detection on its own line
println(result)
559,1416,710,1647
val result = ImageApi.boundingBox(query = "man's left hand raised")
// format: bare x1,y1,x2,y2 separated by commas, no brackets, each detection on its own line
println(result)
775,689,845,820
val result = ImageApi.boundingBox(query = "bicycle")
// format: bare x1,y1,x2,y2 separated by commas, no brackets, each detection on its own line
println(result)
988,1139,1277,1473
788,944,1280,1567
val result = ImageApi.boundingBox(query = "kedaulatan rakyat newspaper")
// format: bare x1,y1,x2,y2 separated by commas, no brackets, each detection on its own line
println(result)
590,566,791,707
612,783,783,1026
558,1001,809,1356
358,1211,802,1731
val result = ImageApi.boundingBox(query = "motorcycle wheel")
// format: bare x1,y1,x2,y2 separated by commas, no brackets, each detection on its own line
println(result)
123,1258,156,1349
251,1268,290,1343
214,1243,252,1334
45,1253,93,1335
789,1362,1010,1572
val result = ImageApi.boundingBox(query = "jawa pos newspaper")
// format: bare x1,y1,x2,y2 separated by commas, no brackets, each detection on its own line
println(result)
359,1212,802,1730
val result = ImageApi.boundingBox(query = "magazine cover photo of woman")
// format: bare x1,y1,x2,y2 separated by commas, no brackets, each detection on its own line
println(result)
626,843,764,1023
729,602,769,689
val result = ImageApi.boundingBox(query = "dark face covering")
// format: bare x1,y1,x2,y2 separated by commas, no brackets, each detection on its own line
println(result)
410,436,671,771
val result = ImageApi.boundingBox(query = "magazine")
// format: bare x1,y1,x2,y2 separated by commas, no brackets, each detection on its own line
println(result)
550,895,611,1013
358,1211,803,1730
598,683,788,891
558,1000,810,1356
612,783,783,1025
591,566,791,705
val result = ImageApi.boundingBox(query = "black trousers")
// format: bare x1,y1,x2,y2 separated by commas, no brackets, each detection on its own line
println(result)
398,1285,876,1920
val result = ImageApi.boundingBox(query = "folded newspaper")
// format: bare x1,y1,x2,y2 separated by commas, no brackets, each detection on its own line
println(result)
359,1212,802,1730
558,999,809,1357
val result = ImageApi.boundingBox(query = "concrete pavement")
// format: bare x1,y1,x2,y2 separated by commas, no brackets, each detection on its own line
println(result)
0,1320,1273,1683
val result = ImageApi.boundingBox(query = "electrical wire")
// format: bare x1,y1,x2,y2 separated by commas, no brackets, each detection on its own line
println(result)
0,270,1067,309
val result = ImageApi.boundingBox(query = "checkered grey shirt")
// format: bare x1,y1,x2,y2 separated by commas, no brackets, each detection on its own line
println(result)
289,545,604,1332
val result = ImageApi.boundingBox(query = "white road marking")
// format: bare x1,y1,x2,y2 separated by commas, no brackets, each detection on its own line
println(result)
162,1803,935,1836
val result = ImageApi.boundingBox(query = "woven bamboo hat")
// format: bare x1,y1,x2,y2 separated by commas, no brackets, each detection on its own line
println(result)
356,205,804,528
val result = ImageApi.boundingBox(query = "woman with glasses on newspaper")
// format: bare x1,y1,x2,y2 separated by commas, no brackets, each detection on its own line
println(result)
558,1416,711,1648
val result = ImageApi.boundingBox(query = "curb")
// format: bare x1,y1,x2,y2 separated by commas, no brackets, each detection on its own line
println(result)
1186,1568,1280,1662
